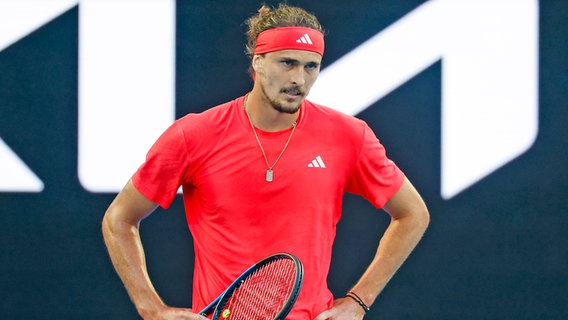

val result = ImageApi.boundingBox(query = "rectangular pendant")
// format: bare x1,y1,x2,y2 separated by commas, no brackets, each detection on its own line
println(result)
266,169,274,182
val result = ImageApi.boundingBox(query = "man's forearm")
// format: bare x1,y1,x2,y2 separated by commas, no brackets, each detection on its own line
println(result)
349,207,429,308
102,212,166,317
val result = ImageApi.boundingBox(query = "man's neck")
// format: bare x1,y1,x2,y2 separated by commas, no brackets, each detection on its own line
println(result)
244,91,300,132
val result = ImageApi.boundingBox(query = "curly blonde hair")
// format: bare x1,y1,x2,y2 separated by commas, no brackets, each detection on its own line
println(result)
244,3,324,58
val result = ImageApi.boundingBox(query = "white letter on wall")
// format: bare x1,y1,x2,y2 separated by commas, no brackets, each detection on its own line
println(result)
78,0,176,192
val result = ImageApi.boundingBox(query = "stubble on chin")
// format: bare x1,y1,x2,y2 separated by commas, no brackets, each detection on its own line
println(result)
260,84,302,114
270,99,302,114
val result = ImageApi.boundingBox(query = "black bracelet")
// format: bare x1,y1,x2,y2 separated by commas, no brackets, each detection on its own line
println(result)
346,291,371,313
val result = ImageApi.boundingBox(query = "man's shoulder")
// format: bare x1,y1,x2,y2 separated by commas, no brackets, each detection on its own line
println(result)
304,99,365,127
174,97,242,130
181,98,238,120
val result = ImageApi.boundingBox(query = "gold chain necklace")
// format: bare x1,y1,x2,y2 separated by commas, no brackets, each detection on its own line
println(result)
244,95,297,182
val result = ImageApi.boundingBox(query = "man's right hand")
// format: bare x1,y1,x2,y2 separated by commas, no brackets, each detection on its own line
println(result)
139,306,208,320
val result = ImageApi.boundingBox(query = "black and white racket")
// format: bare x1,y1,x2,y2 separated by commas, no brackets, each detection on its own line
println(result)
199,253,303,320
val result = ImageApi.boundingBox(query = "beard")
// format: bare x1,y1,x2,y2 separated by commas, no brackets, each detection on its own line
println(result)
271,98,301,114
260,83,304,114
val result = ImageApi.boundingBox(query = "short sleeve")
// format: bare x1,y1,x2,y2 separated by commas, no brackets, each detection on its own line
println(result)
132,122,189,209
346,124,405,208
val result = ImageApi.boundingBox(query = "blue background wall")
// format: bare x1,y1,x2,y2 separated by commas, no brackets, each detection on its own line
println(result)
1,1,567,319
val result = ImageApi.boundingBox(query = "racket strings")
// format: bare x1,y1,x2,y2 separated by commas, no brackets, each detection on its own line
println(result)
219,258,297,319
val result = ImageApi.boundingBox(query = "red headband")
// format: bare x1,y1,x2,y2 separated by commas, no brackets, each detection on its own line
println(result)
254,26,325,56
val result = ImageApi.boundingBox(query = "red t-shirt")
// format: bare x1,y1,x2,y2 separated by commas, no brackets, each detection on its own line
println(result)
132,96,404,319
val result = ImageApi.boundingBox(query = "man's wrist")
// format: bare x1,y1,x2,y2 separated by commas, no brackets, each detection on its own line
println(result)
345,291,371,313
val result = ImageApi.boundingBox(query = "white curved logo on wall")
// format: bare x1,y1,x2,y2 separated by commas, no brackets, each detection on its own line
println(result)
309,0,539,198
0,0,539,199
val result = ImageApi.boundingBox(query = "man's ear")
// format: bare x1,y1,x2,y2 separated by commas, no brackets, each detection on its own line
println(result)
252,55,263,75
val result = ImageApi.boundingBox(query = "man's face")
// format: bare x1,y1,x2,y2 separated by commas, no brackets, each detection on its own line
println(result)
253,50,322,114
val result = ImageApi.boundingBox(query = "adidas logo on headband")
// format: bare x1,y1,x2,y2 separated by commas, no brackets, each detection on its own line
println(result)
296,34,313,44
254,27,325,56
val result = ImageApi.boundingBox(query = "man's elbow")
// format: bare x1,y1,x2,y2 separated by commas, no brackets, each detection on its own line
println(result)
101,209,116,242
101,207,129,242
417,206,430,232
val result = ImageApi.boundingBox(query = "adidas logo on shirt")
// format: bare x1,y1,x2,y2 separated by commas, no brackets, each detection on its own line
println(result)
296,33,313,45
307,155,326,168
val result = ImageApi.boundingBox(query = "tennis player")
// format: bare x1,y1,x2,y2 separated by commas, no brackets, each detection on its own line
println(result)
102,3,429,320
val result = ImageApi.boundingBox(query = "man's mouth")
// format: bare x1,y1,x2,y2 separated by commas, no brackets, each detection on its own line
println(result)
282,87,304,97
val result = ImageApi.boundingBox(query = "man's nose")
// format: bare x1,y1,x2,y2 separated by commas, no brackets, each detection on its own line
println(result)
290,67,306,86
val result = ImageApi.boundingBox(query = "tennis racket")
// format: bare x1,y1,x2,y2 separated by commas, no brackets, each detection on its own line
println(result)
198,253,303,320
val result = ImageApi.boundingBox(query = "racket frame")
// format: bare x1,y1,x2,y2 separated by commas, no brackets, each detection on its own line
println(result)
198,253,303,320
